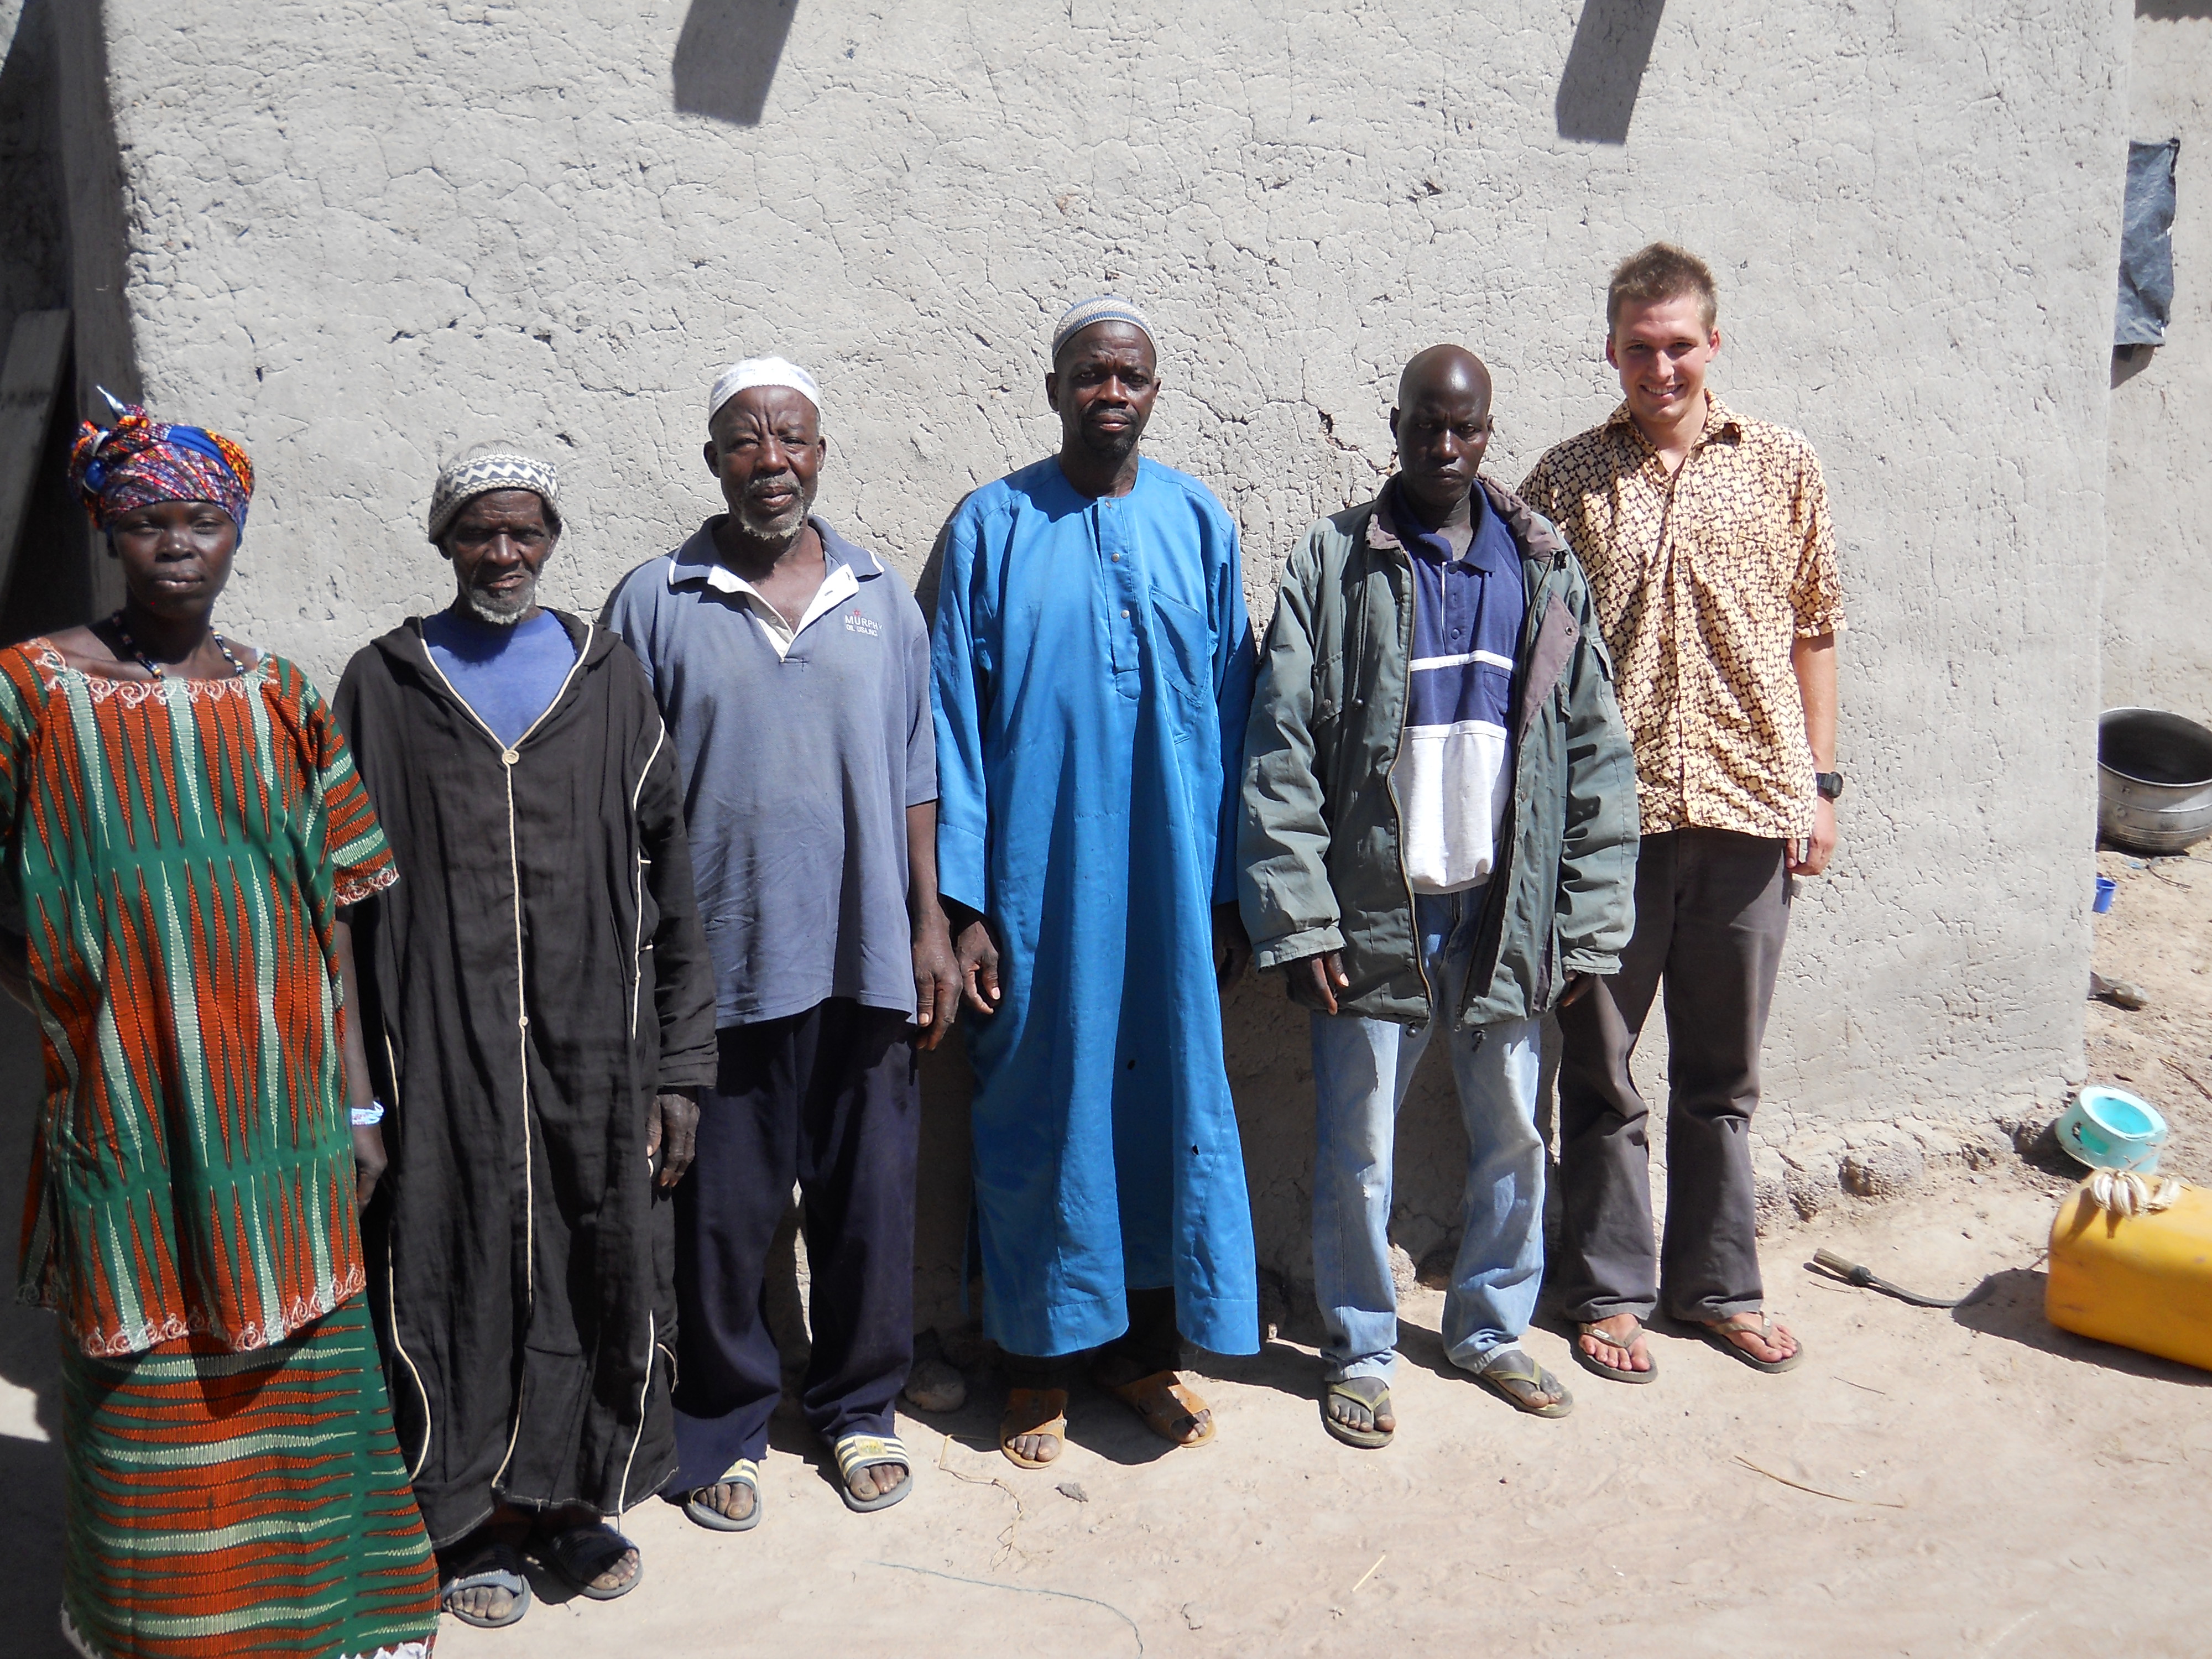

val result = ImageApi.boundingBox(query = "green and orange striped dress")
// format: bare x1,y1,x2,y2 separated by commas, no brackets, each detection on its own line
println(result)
0,640,439,1659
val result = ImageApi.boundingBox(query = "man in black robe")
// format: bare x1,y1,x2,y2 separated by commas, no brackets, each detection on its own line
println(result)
336,449,717,1629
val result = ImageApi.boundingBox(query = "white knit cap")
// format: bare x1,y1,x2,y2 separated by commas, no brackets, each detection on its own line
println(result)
707,356,821,427
1051,296,1156,362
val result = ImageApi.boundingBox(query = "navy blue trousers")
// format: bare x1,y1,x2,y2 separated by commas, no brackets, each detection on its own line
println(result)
670,999,919,1494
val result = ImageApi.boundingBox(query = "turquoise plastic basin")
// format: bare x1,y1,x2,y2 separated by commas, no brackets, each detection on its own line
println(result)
2057,1086,2169,1174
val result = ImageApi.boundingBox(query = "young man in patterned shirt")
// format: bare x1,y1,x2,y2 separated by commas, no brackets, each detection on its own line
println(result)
1520,243,1843,1384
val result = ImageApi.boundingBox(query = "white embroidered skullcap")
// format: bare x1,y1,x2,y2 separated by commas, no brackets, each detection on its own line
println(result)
426,447,562,542
707,356,822,427
1050,296,1156,362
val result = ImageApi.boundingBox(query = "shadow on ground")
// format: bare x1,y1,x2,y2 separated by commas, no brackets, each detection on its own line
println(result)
1953,1266,2212,1385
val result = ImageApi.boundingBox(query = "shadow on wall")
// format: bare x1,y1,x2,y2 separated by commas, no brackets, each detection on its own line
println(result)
1556,0,1667,145
672,0,797,126
0,995,66,1657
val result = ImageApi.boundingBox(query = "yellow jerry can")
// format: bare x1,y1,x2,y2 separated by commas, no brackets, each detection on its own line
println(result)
2045,1177,2212,1373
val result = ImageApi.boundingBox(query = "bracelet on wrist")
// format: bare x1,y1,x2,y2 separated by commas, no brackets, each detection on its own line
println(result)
350,1101,387,1128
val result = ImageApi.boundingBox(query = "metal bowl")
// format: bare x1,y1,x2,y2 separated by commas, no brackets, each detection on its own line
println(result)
2099,707,2212,854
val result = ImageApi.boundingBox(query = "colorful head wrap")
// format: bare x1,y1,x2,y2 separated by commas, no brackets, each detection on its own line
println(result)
426,448,564,543
68,389,253,531
1051,296,1156,363
707,356,822,429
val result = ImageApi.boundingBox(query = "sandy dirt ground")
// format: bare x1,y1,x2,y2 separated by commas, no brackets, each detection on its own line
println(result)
2088,840,2212,1182
399,1167,2209,1659
0,847,2206,1658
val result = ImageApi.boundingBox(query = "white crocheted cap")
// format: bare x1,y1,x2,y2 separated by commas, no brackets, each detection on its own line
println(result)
426,448,561,543
707,356,822,429
1050,295,1156,362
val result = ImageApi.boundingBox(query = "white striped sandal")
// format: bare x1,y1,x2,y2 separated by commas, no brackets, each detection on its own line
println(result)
682,1458,763,1532
832,1433,913,1514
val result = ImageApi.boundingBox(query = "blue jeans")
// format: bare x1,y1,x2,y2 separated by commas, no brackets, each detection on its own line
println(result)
1309,890,1545,1382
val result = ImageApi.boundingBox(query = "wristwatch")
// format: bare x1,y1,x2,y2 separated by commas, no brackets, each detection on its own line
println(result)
1815,771,1845,801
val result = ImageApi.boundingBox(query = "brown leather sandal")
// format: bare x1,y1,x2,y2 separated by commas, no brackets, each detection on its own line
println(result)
999,1386,1068,1469
1100,1369,1216,1447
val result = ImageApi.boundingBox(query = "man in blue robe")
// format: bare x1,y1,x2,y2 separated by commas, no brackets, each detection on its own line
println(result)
931,296,1259,1469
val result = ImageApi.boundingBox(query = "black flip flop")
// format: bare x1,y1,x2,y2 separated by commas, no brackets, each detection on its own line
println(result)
1321,1376,1394,1449
1697,1313,1804,1374
542,1522,643,1601
1572,1317,1660,1384
1470,1347,1575,1418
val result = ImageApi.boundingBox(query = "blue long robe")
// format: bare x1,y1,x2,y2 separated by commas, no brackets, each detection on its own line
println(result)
932,456,1260,1358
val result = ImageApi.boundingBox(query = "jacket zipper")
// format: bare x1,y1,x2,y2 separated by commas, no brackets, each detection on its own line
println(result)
1378,543,1432,1011
417,621,595,1486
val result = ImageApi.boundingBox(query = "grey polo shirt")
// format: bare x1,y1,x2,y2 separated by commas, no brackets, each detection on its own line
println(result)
603,518,935,1027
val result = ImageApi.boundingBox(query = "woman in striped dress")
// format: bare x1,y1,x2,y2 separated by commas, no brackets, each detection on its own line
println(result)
0,398,440,1659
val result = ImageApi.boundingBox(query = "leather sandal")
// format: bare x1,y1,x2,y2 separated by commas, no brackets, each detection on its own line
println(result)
1000,1386,1068,1469
1100,1369,1215,1447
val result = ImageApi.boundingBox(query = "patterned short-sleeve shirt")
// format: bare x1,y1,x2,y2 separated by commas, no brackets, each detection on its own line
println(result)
0,643,395,1357
1520,395,1843,839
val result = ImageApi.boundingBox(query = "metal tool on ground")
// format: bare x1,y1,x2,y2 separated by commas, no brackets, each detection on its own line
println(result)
1809,1249,1984,1310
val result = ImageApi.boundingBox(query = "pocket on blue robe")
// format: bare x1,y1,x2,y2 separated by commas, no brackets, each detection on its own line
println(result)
1145,591,1212,734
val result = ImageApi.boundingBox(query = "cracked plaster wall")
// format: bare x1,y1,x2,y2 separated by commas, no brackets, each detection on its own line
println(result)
70,1,2127,1328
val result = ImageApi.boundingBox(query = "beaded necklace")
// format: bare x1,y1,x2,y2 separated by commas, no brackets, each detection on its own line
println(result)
109,611,249,681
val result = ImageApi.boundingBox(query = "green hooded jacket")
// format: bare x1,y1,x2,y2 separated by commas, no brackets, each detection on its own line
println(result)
1237,478,1639,1028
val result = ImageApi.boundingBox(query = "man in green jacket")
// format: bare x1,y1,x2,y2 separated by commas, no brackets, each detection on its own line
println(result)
1238,345,1637,1448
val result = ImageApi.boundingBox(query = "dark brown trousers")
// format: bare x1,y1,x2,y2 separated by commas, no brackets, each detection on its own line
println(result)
1554,828,1791,1324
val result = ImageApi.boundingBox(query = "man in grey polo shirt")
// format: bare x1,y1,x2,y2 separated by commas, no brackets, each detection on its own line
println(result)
603,356,959,1531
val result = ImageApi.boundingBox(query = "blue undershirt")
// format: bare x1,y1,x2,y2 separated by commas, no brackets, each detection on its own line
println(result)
421,607,577,747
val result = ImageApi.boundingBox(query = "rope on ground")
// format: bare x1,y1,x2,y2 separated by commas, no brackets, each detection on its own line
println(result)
2086,1170,2185,1217
2164,1054,2212,1108
1732,1454,1906,1509
869,1562,1143,1656
933,1430,1028,1567
1976,1608,2041,1657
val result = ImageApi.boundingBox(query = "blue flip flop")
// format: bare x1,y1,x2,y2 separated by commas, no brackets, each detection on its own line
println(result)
682,1458,763,1532
440,1541,532,1629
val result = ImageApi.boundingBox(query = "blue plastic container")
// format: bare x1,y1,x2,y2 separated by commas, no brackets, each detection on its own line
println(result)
2057,1086,2168,1174
2094,875,2117,914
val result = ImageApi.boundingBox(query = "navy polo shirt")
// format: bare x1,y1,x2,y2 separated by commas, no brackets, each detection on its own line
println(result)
1382,480,1525,893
